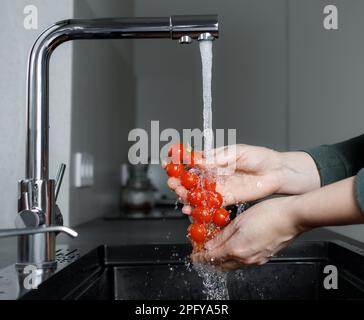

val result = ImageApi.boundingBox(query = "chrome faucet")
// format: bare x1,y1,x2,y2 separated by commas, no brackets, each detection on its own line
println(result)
0,15,218,270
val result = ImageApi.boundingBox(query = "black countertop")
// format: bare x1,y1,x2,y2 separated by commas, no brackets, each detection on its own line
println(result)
1,213,364,269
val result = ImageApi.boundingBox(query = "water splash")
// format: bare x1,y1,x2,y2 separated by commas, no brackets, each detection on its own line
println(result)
193,263,229,300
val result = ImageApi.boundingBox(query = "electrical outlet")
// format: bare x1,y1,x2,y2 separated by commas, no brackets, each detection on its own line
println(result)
74,152,94,187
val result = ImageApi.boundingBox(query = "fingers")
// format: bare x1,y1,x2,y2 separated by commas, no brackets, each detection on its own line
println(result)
182,205,192,215
192,250,271,271
197,146,237,169
215,260,241,272
167,177,191,213
167,177,180,190
205,242,235,263
192,235,236,265
167,178,187,201
175,185,188,202
216,183,237,206
217,255,270,270
161,158,169,169
205,220,237,250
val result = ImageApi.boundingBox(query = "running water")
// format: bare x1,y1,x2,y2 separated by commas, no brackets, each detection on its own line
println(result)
199,40,214,159
196,40,230,300
184,259,229,300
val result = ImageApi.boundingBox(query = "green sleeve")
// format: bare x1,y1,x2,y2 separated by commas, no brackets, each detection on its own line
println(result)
303,134,364,214
355,169,364,213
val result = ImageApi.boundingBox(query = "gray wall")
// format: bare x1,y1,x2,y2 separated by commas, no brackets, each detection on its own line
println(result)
288,0,364,240
134,0,364,241
0,0,74,228
134,0,288,151
70,0,135,226
0,0,135,228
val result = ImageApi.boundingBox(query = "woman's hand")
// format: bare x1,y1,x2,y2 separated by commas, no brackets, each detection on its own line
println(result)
191,177,364,270
166,144,320,214
191,196,303,270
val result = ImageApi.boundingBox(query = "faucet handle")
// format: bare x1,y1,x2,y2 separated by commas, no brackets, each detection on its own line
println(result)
0,225,78,239
55,163,66,201
15,209,45,228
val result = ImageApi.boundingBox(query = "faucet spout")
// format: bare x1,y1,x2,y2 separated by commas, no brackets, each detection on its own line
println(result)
26,15,218,180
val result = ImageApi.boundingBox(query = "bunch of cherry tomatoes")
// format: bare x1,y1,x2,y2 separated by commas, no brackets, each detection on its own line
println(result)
165,143,230,252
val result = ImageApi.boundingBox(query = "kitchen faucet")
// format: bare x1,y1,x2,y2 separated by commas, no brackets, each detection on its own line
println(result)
0,15,219,271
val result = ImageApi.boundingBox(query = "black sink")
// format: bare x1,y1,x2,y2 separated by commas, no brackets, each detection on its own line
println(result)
20,241,364,300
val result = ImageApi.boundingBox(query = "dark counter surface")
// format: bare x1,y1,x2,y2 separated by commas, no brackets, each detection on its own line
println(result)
1,213,364,269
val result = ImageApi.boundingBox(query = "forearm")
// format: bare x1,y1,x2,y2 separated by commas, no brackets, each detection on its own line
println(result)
290,177,364,231
277,151,321,195
304,134,364,186
276,134,364,196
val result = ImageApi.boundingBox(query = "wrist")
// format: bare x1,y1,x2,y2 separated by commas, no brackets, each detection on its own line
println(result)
285,194,313,233
271,196,311,236
275,151,295,194
276,151,321,195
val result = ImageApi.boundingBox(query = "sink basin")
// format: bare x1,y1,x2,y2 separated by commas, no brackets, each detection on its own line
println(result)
19,241,364,300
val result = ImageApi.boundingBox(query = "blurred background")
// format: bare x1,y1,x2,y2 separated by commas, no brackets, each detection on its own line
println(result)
0,0,364,241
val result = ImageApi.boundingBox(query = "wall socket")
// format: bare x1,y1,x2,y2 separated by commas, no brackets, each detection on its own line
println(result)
74,152,94,187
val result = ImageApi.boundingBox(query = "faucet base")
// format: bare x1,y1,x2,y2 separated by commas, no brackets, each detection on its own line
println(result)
15,261,57,271
17,179,57,268
17,231,56,270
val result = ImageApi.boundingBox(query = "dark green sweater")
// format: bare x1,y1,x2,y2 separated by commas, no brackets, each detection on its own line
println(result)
304,134,364,214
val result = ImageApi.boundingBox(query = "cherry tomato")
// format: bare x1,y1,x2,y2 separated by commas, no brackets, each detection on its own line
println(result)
188,223,207,243
206,191,223,208
165,163,184,178
180,171,199,190
192,206,213,224
213,208,230,227
187,188,206,207
186,150,203,168
168,143,185,164
203,176,216,191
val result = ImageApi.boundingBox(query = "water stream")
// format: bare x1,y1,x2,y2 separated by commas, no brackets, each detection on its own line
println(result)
199,40,214,159
195,39,230,300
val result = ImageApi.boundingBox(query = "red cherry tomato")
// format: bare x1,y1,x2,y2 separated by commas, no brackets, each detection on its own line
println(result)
180,171,199,190
188,223,207,243
186,150,203,168
206,191,223,209
168,143,185,164
165,163,184,178
213,208,230,227
187,188,206,207
192,206,213,224
203,176,216,191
